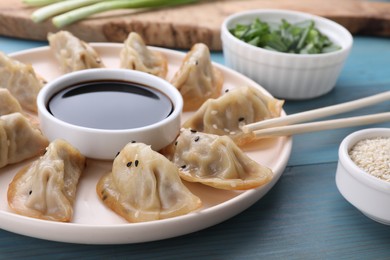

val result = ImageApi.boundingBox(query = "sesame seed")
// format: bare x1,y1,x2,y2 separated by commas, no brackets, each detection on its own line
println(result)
29,190,32,195
190,129,197,133
238,117,245,122
212,124,218,129
135,160,139,167
349,137,390,181
181,165,187,169
127,161,132,167
194,136,200,142
225,89,229,93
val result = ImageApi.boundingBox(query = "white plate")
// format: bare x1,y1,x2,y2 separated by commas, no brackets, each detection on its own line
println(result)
0,43,292,244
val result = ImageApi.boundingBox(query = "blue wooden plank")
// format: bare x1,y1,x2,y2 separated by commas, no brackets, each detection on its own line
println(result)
0,35,46,54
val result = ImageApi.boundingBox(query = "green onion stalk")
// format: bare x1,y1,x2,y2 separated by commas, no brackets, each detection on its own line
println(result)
23,0,199,28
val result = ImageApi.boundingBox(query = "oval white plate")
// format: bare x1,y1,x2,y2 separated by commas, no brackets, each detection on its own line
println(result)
0,43,292,244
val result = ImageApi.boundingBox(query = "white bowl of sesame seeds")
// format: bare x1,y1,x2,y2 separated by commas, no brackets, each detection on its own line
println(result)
336,128,390,225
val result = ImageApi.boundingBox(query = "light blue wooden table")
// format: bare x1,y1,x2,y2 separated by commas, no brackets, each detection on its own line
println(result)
0,33,389,259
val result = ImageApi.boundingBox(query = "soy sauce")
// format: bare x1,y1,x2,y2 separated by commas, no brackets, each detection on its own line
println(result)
48,80,173,130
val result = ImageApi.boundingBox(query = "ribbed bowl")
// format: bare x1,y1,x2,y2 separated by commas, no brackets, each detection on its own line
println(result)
221,9,353,99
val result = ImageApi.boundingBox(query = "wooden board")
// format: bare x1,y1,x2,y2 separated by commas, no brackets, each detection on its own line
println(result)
1,0,390,50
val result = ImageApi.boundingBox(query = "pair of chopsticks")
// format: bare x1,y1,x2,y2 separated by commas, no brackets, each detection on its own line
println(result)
242,91,390,139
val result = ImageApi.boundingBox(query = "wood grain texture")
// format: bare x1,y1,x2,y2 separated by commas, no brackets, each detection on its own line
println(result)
1,0,390,50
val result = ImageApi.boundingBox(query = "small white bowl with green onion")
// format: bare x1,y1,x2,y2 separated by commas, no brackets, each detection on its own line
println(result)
221,9,353,99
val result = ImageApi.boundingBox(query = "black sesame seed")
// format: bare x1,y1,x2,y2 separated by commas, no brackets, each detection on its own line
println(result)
181,165,187,169
135,160,139,167
175,141,178,146
194,136,200,142
127,161,132,167
195,60,199,65
115,151,120,158
102,195,108,201
29,190,32,195
190,129,197,133
238,117,245,122
225,89,229,93
131,140,136,143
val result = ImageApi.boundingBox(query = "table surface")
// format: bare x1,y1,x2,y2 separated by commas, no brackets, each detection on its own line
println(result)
0,33,389,259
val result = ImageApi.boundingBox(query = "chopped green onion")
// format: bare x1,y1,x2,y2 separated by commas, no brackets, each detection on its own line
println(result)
229,18,341,54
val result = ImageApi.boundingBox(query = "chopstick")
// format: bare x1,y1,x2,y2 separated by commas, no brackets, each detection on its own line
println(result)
250,112,390,138
242,91,390,138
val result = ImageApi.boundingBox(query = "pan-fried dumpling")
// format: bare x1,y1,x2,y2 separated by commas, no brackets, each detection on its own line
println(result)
0,89,22,115
183,86,284,146
7,139,86,222
0,52,45,112
97,142,201,222
163,128,273,190
120,32,168,78
0,113,48,168
48,30,104,73
170,43,223,111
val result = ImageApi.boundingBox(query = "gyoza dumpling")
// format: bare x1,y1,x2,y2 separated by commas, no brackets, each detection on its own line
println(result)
0,52,45,112
163,128,273,190
183,86,284,146
0,113,48,168
120,32,168,78
97,142,201,222
0,89,22,115
48,30,104,73
170,43,223,111
8,139,86,222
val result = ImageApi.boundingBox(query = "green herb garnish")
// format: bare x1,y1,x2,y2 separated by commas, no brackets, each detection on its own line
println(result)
229,18,341,54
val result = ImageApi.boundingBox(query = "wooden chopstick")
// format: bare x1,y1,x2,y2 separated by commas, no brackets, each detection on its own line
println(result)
251,112,390,138
242,91,390,133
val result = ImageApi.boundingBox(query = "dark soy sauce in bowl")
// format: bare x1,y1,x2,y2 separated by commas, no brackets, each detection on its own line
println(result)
48,80,174,130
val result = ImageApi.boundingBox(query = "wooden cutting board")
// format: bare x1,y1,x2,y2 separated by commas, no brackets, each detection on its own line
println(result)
1,0,390,50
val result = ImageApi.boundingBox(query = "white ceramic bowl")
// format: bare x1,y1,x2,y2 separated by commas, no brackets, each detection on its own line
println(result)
221,9,353,99
37,68,183,160
336,128,390,225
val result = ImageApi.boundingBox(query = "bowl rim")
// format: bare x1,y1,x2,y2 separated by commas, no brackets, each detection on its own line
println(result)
338,128,390,192
37,68,183,134
221,8,353,58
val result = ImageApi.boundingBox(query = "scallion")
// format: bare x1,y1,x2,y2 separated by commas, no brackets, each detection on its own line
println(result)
23,0,198,28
